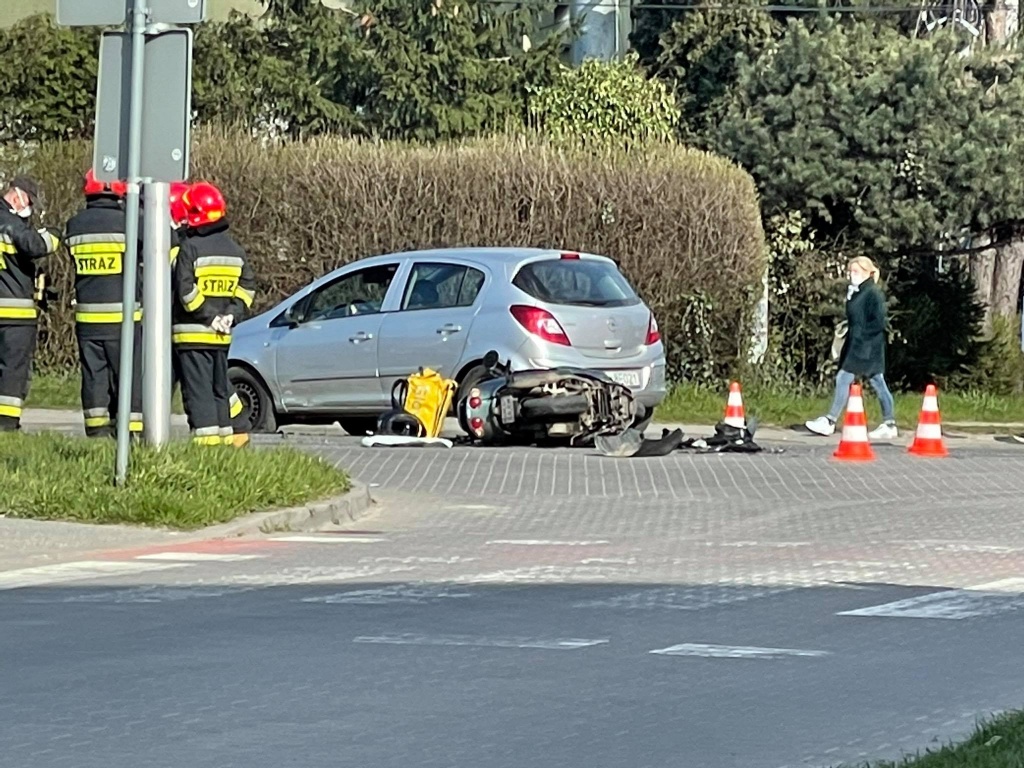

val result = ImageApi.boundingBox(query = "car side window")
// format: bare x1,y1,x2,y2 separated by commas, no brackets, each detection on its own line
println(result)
401,262,485,311
305,263,399,322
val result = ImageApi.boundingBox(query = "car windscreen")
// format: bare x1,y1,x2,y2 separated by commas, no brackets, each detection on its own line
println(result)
512,258,640,308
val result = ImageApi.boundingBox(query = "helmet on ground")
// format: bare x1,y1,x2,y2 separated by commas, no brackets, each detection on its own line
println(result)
83,168,127,198
169,181,190,227
375,409,426,438
181,181,226,228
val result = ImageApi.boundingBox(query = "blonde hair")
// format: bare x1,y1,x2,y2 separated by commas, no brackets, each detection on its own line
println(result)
848,256,880,284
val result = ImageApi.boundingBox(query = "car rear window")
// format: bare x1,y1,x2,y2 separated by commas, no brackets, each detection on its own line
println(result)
512,258,640,308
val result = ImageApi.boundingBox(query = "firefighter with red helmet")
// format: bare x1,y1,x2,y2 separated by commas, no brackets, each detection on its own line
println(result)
172,181,255,446
62,169,152,438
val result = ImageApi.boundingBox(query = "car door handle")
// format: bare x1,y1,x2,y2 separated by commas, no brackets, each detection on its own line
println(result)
349,331,374,343
436,324,463,335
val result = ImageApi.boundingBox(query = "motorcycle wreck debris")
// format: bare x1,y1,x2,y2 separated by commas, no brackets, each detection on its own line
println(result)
594,419,785,458
457,350,641,447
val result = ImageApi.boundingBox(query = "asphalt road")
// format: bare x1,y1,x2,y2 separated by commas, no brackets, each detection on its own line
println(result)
2,433,1023,768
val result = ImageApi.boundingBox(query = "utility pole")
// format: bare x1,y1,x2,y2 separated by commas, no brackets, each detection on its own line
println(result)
142,181,173,447
113,0,149,486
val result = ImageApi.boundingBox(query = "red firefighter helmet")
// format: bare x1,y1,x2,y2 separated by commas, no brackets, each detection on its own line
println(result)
83,168,127,198
181,182,226,228
168,181,190,226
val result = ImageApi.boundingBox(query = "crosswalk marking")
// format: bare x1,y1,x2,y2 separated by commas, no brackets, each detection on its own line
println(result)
837,589,1024,620
0,561,191,590
486,540,611,546
353,634,609,650
269,536,385,544
135,553,263,562
649,643,830,659
303,583,475,605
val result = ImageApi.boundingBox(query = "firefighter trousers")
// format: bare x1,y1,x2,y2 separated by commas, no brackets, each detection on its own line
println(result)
77,327,143,438
0,323,37,432
176,347,233,445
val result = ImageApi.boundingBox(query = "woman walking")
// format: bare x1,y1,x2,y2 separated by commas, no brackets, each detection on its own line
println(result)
805,256,898,439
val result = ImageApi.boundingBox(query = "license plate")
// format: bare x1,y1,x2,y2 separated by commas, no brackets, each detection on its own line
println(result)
500,395,517,424
605,370,642,389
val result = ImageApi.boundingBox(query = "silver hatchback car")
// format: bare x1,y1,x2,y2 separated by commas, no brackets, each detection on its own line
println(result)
227,247,667,434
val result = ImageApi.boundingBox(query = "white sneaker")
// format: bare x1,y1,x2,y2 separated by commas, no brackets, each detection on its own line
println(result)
805,416,836,436
869,422,898,440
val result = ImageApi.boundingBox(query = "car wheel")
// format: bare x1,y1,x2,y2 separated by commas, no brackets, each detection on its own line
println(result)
338,417,379,437
228,366,278,434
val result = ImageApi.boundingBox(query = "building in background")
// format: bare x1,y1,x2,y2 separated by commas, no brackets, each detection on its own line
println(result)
554,1,632,64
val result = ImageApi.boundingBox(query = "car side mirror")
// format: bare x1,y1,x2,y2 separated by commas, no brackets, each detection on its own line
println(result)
284,304,303,327
483,350,500,369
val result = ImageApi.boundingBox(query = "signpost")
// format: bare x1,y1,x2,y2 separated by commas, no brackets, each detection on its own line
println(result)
93,28,193,184
57,0,206,485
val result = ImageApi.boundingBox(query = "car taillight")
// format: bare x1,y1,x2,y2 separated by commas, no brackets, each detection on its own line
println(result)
646,314,661,345
470,417,484,435
510,305,571,346
560,252,580,260
469,396,482,409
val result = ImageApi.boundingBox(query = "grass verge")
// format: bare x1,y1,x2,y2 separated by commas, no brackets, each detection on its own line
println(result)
27,373,185,413
0,432,350,530
858,709,1023,767
656,383,1024,430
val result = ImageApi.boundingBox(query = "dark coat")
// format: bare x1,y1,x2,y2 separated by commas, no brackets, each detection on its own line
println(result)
839,281,887,377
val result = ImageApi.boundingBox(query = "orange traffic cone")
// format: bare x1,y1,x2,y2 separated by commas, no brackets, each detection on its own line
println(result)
724,382,746,429
832,383,875,462
908,384,948,458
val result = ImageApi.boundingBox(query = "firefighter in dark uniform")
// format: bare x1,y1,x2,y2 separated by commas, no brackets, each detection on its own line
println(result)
169,181,248,440
63,170,146,438
0,176,60,431
172,182,255,446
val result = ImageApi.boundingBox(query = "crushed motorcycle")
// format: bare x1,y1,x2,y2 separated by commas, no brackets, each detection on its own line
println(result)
456,350,642,446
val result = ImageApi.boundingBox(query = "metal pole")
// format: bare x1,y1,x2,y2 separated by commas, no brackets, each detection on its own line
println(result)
142,181,171,447
115,0,148,486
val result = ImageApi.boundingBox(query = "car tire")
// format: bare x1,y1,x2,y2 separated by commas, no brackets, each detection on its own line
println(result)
228,366,278,434
519,394,589,420
337,417,379,437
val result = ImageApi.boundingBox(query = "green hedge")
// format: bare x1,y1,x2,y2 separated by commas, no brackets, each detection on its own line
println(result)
3,130,766,382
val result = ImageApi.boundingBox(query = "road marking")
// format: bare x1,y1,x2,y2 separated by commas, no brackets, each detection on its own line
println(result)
23,585,256,604
269,536,385,544
485,540,611,546
456,565,630,584
353,634,609,650
303,584,475,604
0,561,190,590
837,589,1024,620
366,556,479,565
223,564,416,586
965,578,1024,593
574,585,797,611
135,553,262,562
649,643,830,659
